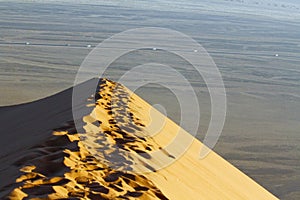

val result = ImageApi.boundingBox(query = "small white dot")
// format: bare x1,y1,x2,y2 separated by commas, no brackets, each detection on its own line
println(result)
275,54,279,57
153,47,157,51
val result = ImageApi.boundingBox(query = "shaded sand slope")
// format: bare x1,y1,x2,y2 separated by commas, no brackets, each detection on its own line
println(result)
0,78,98,197
0,78,98,158
0,78,278,199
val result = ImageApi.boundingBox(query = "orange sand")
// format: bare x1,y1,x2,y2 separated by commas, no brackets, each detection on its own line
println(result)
7,78,278,199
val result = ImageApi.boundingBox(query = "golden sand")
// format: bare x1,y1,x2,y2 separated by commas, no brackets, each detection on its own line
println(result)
8,78,278,199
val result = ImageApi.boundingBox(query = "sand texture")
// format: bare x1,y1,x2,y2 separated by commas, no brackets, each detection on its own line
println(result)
1,78,278,199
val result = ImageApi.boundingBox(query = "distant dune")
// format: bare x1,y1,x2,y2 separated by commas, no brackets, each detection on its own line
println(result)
0,78,278,199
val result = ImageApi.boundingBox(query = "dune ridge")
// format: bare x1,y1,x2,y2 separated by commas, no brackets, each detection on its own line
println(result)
3,78,278,199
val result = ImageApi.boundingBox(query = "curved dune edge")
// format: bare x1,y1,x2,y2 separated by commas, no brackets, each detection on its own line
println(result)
8,78,278,199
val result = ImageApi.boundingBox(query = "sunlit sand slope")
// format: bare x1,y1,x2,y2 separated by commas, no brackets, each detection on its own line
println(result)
3,78,277,199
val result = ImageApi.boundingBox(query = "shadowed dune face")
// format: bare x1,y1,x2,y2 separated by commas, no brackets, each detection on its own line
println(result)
6,79,169,199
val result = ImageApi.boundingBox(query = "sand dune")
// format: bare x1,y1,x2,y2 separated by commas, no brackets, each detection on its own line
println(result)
0,78,278,199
